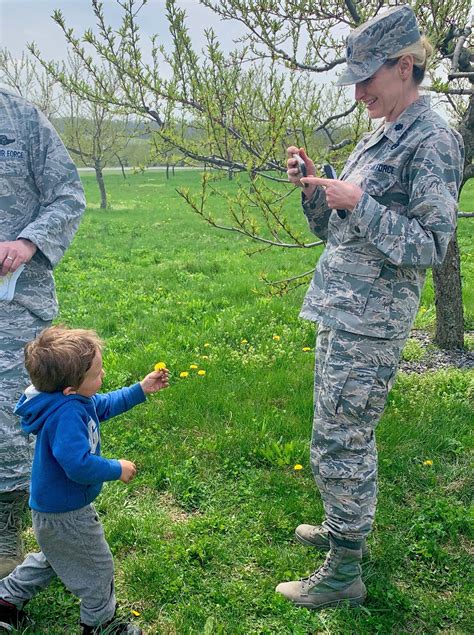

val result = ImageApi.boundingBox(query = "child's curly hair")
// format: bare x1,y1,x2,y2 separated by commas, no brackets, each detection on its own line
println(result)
24,325,103,392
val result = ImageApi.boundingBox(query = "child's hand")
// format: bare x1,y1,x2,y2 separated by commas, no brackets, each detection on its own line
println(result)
140,369,170,395
119,459,137,483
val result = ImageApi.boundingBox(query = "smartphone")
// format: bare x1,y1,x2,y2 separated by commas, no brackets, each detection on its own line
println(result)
292,153,307,178
322,164,346,219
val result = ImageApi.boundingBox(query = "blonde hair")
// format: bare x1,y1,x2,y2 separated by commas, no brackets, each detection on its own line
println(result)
24,325,103,392
386,36,433,84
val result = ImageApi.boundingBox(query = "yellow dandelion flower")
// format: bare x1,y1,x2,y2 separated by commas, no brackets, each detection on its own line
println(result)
198,370,206,376
294,464,303,471
204,342,210,348
423,459,433,466
201,355,209,360
190,364,198,369
241,339,248,344
179,371,189,378
273,335,281,341
154,362,167,371
131,610,140,617
302,347,312,352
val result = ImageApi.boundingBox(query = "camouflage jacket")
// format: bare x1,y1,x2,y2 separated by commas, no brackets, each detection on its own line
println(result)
0,89,85,320
300,96,464,339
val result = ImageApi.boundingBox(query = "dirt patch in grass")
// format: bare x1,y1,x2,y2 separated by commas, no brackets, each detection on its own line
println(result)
156,491,200,524
400,330,474,373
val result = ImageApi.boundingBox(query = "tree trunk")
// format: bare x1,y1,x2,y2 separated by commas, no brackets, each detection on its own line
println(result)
433,232,464,349
94,159,107,209
166,161,170,179
116,154,127,180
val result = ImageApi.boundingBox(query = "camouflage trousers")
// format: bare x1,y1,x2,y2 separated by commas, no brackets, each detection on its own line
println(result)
0,302,49,493
311,325,406,541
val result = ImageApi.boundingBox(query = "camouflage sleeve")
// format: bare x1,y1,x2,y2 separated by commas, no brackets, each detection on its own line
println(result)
348,129,464,267
17,108,85,267
301,187,332,241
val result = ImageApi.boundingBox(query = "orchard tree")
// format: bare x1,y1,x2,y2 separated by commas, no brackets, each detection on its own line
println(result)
60,53,139,208
0,48,138,208
29,0,473,347
0,48,59,119
63,95,134,208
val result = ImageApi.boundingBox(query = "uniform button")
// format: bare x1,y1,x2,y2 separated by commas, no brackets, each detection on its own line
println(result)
394,123,403,131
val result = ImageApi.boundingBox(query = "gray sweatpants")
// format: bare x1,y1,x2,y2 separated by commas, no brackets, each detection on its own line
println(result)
0,302,50,493
311,326,407,541
0,504,116,627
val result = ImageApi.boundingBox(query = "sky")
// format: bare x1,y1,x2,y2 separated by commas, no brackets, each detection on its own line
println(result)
0,0,245,62
0,1,465,120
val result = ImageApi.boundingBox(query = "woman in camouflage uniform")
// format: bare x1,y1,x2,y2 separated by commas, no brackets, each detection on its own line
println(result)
277,5,464,609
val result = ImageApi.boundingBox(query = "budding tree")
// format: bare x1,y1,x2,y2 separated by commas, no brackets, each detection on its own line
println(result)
0,48,59,119
61,54,138,208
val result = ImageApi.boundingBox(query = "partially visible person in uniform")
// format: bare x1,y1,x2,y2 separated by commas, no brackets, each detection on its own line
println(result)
0,88,85,578
276,5,464,609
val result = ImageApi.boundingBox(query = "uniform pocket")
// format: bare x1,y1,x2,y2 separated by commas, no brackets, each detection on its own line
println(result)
0,139,28,177
337,363,397,422
0,155,28,178
336,366,379,418
325,258,383,316
317,357,397,423
317,361,351,417
362,173,396,197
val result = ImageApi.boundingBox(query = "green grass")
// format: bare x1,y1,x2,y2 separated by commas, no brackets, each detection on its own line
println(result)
19,171,473,634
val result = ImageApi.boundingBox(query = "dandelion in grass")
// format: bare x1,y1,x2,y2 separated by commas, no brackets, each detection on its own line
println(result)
294,464,303,471
302,347,312,352
179,371,189,378
198,370,206,376
190,364,198,369
204,342,210,348
154,362,167,371
241,339,248,344
423,459,433,466
131,610,140,617
273,335,281,341
201,355,209,360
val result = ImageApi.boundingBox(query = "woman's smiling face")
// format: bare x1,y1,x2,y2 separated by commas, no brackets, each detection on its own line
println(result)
354,57,416,122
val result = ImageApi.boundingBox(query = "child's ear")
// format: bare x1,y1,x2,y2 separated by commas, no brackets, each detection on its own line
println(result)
63,386,77,396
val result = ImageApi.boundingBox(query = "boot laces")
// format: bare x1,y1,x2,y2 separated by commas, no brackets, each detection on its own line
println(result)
302,547,340,586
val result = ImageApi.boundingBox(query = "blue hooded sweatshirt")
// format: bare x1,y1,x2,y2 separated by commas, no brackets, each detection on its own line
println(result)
15,383,146,513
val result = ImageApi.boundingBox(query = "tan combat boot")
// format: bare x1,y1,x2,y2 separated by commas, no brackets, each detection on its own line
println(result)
276,538,366,610
295,524,369,557
0,491,27,578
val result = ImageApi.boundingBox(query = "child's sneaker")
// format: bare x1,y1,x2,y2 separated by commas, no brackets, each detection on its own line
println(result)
81,617,143,634
0,598,29,632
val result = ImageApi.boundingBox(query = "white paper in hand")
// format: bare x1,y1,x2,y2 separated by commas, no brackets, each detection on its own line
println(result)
0,264,25,302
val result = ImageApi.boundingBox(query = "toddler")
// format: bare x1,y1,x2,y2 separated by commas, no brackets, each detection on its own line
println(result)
0,326,169,634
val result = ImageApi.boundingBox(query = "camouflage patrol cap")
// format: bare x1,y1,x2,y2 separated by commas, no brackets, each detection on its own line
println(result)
337,5,421,86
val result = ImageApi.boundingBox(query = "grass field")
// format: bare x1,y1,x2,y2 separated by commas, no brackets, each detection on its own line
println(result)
19,171,473,634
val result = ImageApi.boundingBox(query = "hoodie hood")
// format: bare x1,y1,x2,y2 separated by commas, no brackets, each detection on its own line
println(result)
15,386,87,435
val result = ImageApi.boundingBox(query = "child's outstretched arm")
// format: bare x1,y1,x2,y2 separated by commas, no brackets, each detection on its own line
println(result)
140,369,170,395
93,369,170,421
